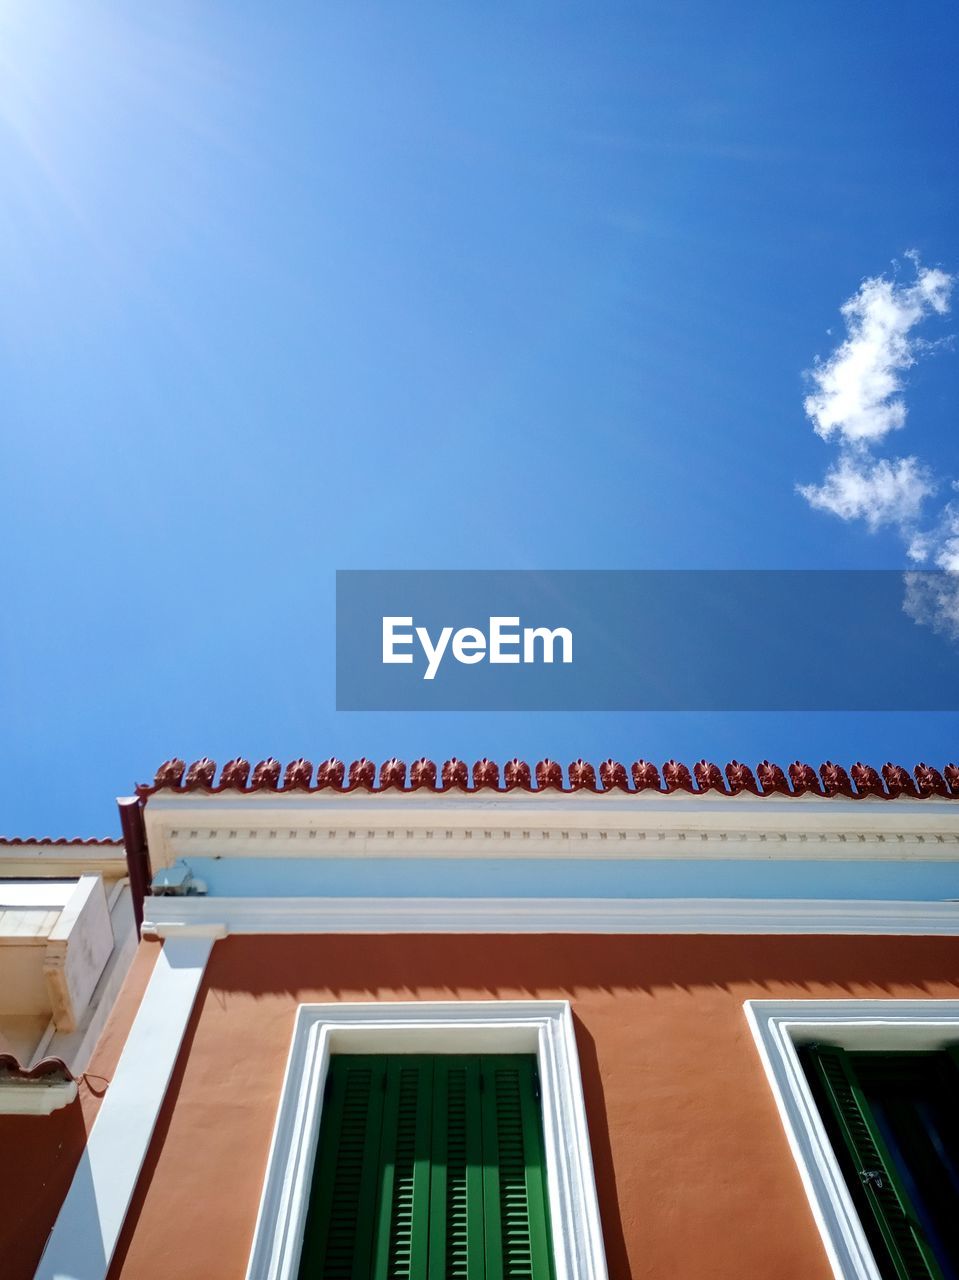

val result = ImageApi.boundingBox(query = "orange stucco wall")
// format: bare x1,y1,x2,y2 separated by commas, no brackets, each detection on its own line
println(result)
1,940,160,1280
93,932,959,1280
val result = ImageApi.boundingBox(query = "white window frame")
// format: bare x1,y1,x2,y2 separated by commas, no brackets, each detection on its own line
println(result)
245,999,608,1280
745,999,959,1280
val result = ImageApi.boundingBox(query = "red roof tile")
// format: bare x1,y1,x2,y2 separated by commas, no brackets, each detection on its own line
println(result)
0,1054,73,1082
0,837,122,848
138,757,959,800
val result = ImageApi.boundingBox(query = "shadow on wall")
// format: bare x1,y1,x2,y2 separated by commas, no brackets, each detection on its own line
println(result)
199,932,959,1002
573,1011,631,1280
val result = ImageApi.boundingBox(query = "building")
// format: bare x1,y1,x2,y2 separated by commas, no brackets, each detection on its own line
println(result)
10,754,959,1280
0,835,138,1271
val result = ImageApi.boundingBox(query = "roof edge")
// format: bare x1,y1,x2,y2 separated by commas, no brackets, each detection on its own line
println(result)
138,756,959,802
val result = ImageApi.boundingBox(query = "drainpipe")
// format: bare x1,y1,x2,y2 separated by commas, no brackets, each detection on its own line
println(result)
117,796,151,932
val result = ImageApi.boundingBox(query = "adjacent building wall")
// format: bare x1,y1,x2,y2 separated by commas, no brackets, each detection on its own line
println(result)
91,932,959,1280
0,942,160,1280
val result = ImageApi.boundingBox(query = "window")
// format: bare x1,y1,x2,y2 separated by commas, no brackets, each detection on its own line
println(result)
245,1001,607,1280
802,1047,959,1280
299,1054,553,1279
746,1000,959,1280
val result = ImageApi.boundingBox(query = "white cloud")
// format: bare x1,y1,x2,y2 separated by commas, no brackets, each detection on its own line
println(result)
914,501,959,571
902,570,959,641
798,454,934,530
797,252,959,637
804,257,953,445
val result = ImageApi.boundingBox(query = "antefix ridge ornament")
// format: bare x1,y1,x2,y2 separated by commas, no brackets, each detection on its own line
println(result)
139,756,959,800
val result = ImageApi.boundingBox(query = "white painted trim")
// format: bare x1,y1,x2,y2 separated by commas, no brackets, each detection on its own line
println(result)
34,937,215,1280
142,895,959,938
745,999,959,1280
0,885,137,1116
245,1000,607,1280
44,874,114,1033
0,849,127,879
31,885,138,1077
0,1077,77,1115
144,790,959,872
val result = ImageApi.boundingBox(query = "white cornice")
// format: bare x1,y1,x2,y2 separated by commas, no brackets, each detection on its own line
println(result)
142,792,959,869
0,848,127,878
141,896,959,938
0,1077,77,1115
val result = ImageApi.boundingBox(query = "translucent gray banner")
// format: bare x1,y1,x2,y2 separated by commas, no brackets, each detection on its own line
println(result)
336,570,959,710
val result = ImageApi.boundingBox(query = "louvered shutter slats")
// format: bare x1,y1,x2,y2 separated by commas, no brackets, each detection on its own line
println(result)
299,1058,386,1280
481,1057,554,1280
806,1046,946,1280
299,1054,553,1280
372,1057,433,1280
429,1056,484,1278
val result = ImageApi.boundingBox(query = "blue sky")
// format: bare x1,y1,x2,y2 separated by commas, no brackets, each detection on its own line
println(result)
1,1,958,835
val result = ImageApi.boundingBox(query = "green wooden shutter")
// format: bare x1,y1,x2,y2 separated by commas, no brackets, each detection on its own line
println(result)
804,1045,946,1280
299,1056,388,1280
428,1056,484,1278
480,1056,554,1280
299,1054,554,1280
372,1056,434,1280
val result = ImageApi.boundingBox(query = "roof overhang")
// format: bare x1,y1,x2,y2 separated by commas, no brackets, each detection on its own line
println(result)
142,787,959,870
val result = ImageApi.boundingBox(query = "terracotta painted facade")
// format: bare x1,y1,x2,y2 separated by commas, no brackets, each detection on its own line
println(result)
10,758,959,1280
101,933,959,1280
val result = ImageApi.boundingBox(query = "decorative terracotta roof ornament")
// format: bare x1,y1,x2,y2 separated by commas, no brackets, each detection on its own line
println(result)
789,761,821,795
316,758,345,789
600,759,630,791
757,760,789,794
504,758,531,789
473,758,500,789
348,758,375,789
662,760,694,793
283,758,313,790
883,762,917,798
153,758,186,789
820,761,853,798
220,758,251,789
632,761,662,791
726,761,760,795
251,757,281,790
378,758,406,790
410,757,437,789
851,763,884,797
915,762,949,798
136,756,959,799
442,758,469,790
569,759,597,790
536,759,564,790
184,757,216,790
694,761,725,793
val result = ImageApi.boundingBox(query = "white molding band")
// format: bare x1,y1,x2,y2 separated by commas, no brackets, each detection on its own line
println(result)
31,885,138,1079
245,1000,607,1280
745,999,959,1280
34,936,216,1280
142,895,959,937
143,790,959,872
0,1077,78,1116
